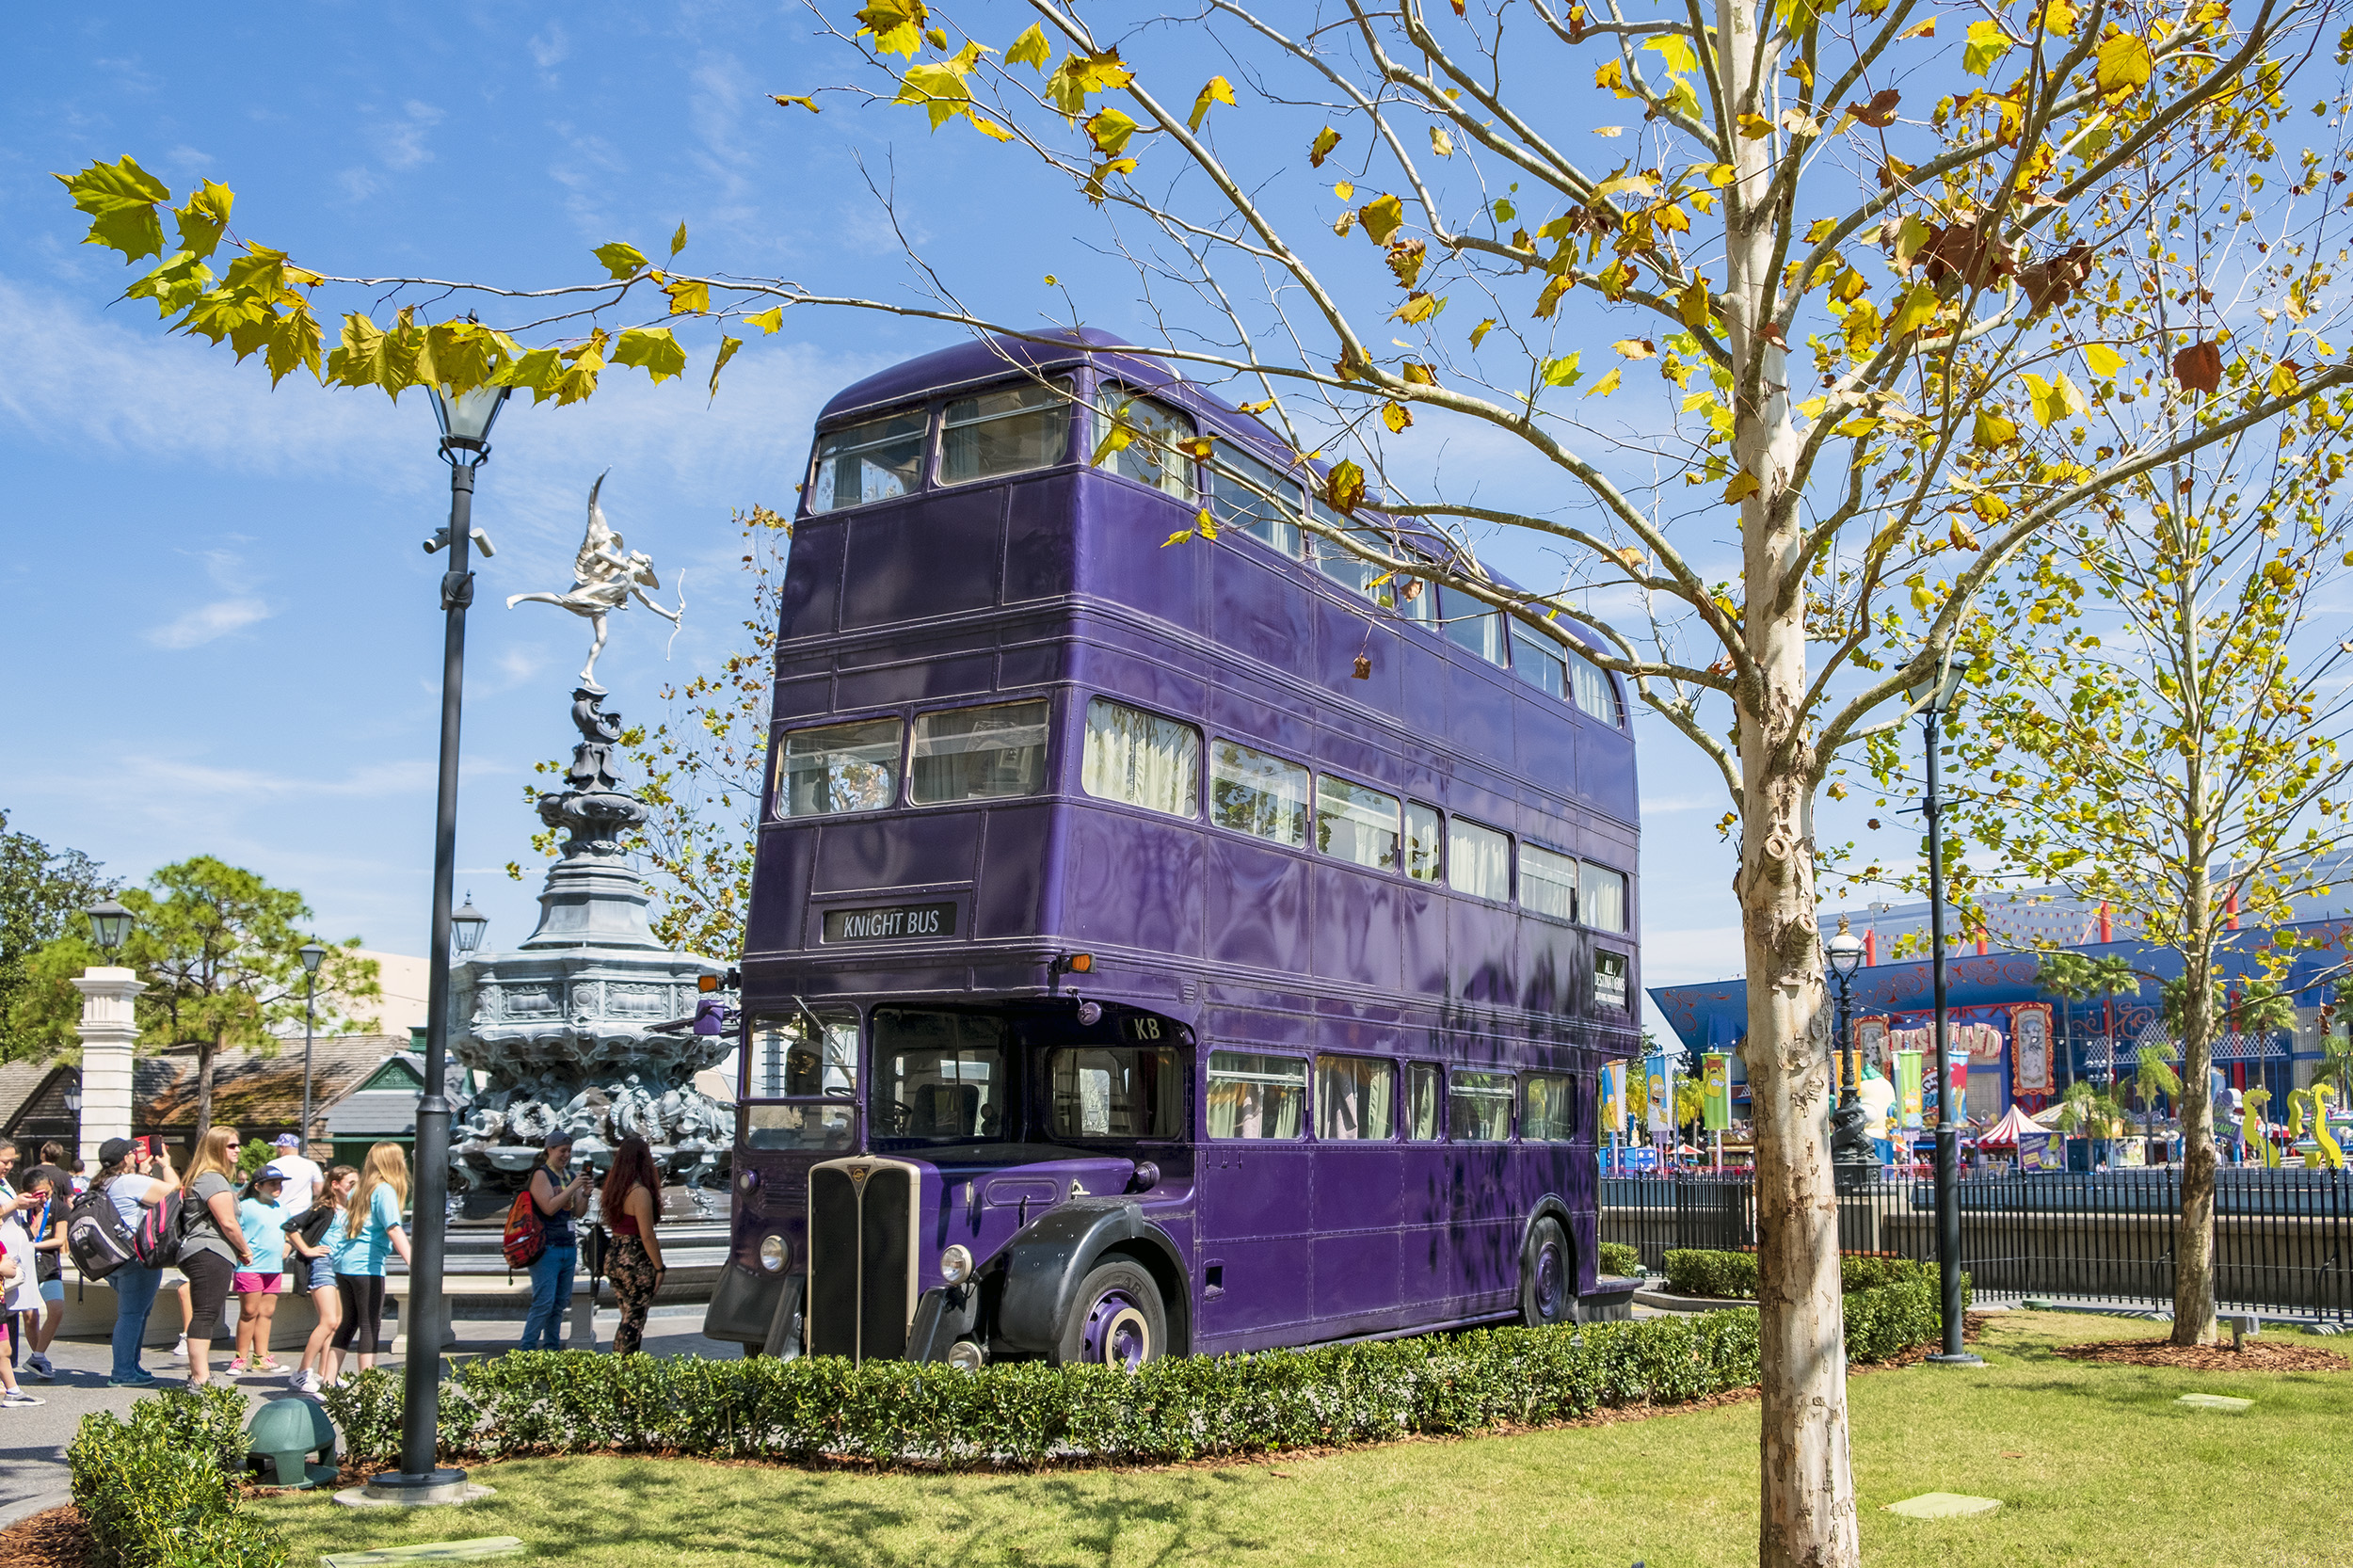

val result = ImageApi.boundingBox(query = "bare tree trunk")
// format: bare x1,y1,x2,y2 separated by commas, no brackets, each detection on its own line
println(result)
2172,920,2219,1345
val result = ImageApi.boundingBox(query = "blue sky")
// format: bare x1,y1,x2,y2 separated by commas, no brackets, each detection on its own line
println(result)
1,2,1759,1038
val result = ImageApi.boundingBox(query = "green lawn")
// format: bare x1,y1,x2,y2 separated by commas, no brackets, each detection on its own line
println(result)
260,1312,2352,1567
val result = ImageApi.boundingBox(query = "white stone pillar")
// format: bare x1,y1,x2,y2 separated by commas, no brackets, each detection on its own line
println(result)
72,967,145,1172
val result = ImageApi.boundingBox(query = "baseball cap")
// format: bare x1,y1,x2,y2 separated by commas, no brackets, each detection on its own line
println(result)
271,1133,302,1148
543,1128,576,1149
100,1137,138,1166
256,1163,294,1183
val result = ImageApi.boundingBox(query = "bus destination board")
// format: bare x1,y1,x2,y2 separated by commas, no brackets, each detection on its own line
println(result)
820,902,957,944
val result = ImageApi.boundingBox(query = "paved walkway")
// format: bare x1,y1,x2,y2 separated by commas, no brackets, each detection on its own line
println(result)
0,1306,744,1530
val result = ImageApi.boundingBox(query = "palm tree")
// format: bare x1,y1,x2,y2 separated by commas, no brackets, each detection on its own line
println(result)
2039,952,2141,1090
2129,1037,2185,1140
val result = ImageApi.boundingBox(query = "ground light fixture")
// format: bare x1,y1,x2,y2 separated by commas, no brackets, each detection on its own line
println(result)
1908,647,1986,1368
85,898,134,954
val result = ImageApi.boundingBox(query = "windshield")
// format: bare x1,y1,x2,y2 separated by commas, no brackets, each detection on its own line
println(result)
872,1009,1013,1144
1048,1046,1186,1139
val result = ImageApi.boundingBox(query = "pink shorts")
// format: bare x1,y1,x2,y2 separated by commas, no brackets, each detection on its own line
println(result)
233,1272,284,1295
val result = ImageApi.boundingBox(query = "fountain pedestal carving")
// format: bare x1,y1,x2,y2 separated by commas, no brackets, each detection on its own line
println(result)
449,687,730,1193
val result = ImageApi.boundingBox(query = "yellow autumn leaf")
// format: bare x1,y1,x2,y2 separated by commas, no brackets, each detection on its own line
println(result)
1972,408,2018,447
1612,338,1657,359
1383,400,1414,432
1593,126,1625,136
1588,366,1623,396
1197,506,1221,539
1360,193,1405,245
1737,114,1775,138
744,306,785,333
1335,179,1355,200
2084,342,2124,377
1470,317,1497,348
1679,276,1711,328
1723,470,1761,502
2023,371,2086,425
1391,292,1440,324
2096,31,2153,95
1897,16,1935,38
1004,24,1051,70
1430,125,1454,157
1889,280,1939,338
1189,75,1236,132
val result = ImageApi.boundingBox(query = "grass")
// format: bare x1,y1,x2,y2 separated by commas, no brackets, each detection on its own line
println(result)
258,1312,2352,1567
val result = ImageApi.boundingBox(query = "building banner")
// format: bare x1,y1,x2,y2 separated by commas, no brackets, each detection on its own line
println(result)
2010,1002,2055,1095
2017,1129,2062,1172
1599,1061,1625,1132
1701,1054,1732,1131
1645,1053,1673,1135
1895,1050,1924,1129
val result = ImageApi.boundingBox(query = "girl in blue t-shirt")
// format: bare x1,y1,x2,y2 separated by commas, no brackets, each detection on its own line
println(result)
230,1167,290,1375
324,1144,410,1386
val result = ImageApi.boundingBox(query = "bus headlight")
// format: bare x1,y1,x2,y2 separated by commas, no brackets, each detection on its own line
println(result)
939,1244,974,1286
758,1235,788,1273
947,1339,985,1371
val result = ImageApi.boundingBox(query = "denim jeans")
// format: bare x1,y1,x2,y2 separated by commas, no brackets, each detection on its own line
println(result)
109,1262,164,1381
521,1244,577,1350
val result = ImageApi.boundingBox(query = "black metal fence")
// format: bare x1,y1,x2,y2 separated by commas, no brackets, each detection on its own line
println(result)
1599,1168,2353,1322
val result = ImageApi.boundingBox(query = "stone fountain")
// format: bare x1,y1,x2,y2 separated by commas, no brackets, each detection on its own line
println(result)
446,684,733,1196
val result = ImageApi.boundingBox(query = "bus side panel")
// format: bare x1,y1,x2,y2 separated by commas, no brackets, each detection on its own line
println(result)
1203,837,1311,976
1309,1142,1404,1332
842,488,1002,629
1450,1141,1520,1307
1063,808,1205,959
1310,862,1401,992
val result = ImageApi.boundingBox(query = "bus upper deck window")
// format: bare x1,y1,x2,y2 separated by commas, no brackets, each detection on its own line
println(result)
1404,1063,1442,1140
1449,1070,1515,1142
1383,568,1435,627
1317,774,1401,871
1100,394,1197,500
778,717,903,817
1207,1050,1306,1138
911,699,1049,804
1315,1054,1396,1140
1310,501,1389,597
1519,841,1577,922
1570,649,1622,727
809,410,926,513
1080,696,1200,818
1438,584,1507,665
1210,740,1309,848
1510,621,1568,700
1448,817,1512,903
940,379,1071,485
1206,447,1301,555
1402,802,1444,883
1581,861,1629,933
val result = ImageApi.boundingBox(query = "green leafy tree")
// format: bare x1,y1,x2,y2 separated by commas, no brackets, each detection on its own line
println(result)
0,810,117,1063
52,4,2353,1554
2036,951,2139,1086
507,505,792,958
2055,1078,2124,1137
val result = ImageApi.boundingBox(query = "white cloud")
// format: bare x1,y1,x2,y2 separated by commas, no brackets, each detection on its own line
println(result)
528,24,569,69
146,597,271,648
379,102,445,171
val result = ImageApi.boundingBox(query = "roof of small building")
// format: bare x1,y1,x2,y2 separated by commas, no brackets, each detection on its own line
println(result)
134,1034,413,1130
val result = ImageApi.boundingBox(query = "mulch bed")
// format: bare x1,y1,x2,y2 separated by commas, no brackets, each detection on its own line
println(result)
0,1505,91,1568
2053,1336,2348,1372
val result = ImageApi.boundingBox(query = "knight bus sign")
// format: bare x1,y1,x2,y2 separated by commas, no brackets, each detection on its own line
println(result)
701,332,1641,1369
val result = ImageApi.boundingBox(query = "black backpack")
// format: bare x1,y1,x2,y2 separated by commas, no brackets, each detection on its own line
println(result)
65,1179,140,1281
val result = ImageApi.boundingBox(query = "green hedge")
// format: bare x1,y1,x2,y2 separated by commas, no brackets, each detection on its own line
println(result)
323,1277,1942,1471
1597,1241,1641,1276
68,1386,289,1568
1662,1249,1948,1301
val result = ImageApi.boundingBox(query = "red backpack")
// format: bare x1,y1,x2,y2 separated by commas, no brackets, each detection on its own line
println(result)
502,1188,545,1270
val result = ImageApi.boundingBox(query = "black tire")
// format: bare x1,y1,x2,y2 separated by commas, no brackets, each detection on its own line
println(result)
1052,1258,1167,1369
1519,1217,1572,1327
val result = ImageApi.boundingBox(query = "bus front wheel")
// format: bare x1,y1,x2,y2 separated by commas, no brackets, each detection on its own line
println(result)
1054,1259,1166,1370
1519,1218,1572,1327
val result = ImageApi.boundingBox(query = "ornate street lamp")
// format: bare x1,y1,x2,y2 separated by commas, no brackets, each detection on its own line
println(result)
451,895,489,956
374,382,511,1506
1908,648,1984,1368
297,942,328,1160
86,899,135,953
1824,917,1875,1192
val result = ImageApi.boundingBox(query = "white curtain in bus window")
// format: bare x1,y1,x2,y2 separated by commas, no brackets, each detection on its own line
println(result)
1449,817,1512,902
1449,1070,1515,1141
777,717,903,817
1048,1047,1184,1138
1315,1054,1397,1139
1405,1063,1442,1140
1309,500,1377,595
1103,394,1196,500
746,1009,860,1098
1210,741,1310,847
1593,950,1629,1010
1316,775,1401,870
1207,447,1302,555
1509,620,1568,700
1207,1050,1306,1138
910,699,1049,804
808,409,926,513
1580,861,1628,932
1438,584,1508,664
1080,697,1200,817
1519,841,1578,922
939,379,1071,484
1570,649,1619,725
1522,1071,1577,1142
1403,802,1444,883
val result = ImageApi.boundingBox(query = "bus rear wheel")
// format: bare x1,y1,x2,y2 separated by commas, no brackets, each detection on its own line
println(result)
1519,1217,1572,1327
1054,1259,1166,1370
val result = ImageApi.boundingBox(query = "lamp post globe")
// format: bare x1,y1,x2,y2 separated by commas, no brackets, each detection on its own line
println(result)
451,895,489,956
85,899,135,954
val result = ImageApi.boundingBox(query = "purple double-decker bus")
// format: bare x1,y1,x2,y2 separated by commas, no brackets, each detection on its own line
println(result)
700,331,1641,1368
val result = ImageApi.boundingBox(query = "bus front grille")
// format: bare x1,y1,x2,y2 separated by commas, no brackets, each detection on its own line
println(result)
807,1158,919,1362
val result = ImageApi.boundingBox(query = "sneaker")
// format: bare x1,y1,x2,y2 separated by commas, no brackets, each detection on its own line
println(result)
256,1356,281,1373
108,1372,158,1388
1,1391,45,1407
169,1336,188,1363
24,1353,53,1381
289,1369,316,1393
226,1357,250,1374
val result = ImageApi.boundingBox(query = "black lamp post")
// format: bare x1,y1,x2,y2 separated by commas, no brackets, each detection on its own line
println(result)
1824,916,1874,1192
1911,649,1984,1368
86,899,135,955
297,941,327,1156
374,383,510,1504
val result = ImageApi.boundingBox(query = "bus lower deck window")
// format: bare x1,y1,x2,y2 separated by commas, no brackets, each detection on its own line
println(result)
1316,774,1401,871
1315,1055,1396,1140
1211,741,1310,848
744,1101,857,1152
940,379,1071,485
1080,696,1200,817
1449,818,1512,903
1520,842,1577,922
911,699,1049,804
873,1009,1011,1143
1522,1072,1577,1142
1403,802,1444,883
1405,1063,1442,1140
809,410,926,513
746,1009,859,1099
778,717,903,817
1449,1070,1515,1142
1049,1046,1185,1138
1581,862,1628,933
1207,1050,1306,1138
